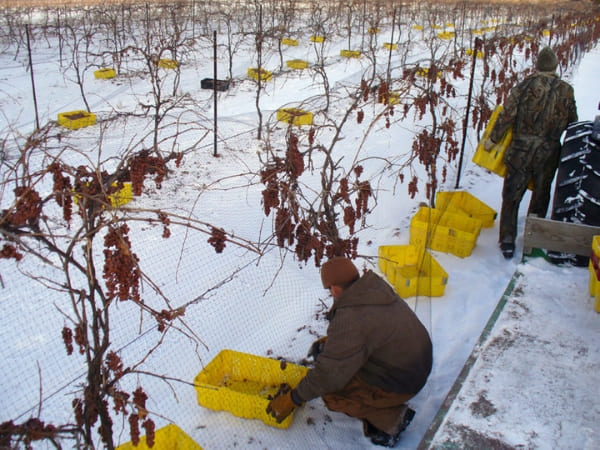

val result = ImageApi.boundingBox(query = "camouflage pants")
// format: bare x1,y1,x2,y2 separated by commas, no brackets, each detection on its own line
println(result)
321,374,415,435
499,137,561,244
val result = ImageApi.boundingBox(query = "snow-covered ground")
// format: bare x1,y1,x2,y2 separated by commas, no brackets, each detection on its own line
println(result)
1,5,599,449
425,256,600,449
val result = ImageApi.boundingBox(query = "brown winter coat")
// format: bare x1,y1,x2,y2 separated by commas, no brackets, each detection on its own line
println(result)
295,270,433,402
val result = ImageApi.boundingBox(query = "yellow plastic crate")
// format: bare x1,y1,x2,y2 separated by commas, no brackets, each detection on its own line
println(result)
94,67,116,79
109,181,133,207
276,108,313,126
310,35,324,43
57,110,97,130
466,48,485,59
116,424,202,450
378,91,400,105
588,258,600,312
194,350,308,429
435,191,496,228
593,235,600,259
158,58,179,69
472,105,512,178
73,182,133,208
472,105,533,190
416,67,442,79
281,38,298,46
340,49,361,58
378,245,448,297
248,67,273,81
437,31,455,39
286,59,309,70
409,206,482,258
383,42,397,50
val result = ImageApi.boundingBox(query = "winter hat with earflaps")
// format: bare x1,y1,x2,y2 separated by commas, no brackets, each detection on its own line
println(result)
536,46,558,72
320,257,359,289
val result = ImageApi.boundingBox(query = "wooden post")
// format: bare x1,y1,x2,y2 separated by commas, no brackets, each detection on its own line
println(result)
455,37,481,189
25,24,40,131
386,7,396,86
213,30,218,157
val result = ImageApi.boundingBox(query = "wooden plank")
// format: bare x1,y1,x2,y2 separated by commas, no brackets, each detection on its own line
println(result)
523,215,600,256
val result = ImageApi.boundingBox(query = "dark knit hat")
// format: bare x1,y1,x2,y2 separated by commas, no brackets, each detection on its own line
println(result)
536,46,558,72
320,257,359,289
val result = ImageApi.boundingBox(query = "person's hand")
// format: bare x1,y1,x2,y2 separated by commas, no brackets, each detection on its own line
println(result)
307,336,327,360
266,387,300,423
483,138,496,152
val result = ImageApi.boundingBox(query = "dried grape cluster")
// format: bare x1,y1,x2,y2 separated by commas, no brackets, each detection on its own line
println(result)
157,212,171,238
3,187,42,227
128,387,155,447
0,418,58,446
260,131,368,265
104,354,157,448
106,351,125,378
208,227,227,253
62,327,74,355
356,109,364,124
408,175,419,199
73,387,112,445
61,322,86,356
48,162,73,222
128,150,167,196
156,307,185,332
413,129,441,170
261,158,284,216
111,389,130,415
0,244,23,261
103,224,141,302
355,180,371,221
286,133,305,179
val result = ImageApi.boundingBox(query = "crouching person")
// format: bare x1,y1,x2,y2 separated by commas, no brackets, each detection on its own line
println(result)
266,257,433,447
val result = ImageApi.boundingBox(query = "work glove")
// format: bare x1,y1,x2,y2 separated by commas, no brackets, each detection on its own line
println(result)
307,336,327,361
483,138,495,152
266,384,302,423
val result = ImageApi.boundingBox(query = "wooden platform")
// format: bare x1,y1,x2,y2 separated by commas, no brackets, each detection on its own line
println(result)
523,215,600,256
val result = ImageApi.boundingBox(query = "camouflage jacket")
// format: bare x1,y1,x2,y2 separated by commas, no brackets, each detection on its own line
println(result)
491,72,578,145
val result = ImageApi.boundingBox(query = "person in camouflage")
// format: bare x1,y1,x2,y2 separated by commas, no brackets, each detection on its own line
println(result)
484,46,578,259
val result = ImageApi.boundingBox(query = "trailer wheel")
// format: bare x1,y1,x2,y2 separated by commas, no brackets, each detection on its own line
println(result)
548,120,600,266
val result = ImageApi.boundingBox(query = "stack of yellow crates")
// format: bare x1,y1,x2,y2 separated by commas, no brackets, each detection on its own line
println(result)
378,244,448,298
435,191,497,228
379,191,495,297
409,206,482,258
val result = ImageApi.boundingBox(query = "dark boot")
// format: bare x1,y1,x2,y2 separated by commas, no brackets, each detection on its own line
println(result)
362,407,415,448
500,242,515,259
